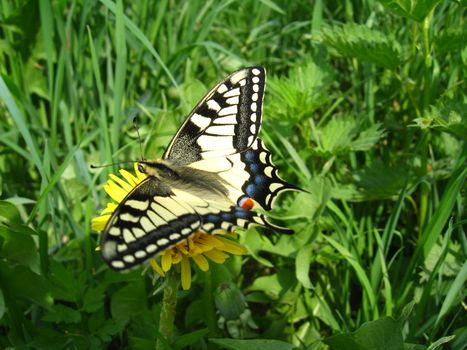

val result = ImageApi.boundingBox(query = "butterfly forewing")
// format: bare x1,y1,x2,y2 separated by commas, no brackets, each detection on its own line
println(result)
100,178,201,270
163,67,265,165
100,176,289,270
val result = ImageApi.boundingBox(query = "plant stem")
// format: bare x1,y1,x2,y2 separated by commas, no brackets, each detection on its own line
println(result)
418,14,432,235
156,270,180,350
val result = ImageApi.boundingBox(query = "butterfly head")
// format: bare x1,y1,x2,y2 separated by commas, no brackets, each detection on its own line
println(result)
137,160,179,179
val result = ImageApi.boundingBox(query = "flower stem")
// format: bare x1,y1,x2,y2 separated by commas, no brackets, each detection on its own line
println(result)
156,270,180,350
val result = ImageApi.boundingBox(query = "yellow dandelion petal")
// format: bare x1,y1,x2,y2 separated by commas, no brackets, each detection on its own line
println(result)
109,173,133,193
119,168,141,187
203,249,229,264
161,252,173,272
180,256,191,290
91,215,110,232
192,254,210,271
187,242,204,255
150,258,165,277
215,236,248,255
101,202,118,215
104,180,127,203
176,242,189,255
172,250,183,264
198,234,225,249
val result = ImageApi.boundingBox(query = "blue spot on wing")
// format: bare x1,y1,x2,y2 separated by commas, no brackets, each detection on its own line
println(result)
254,175,267,185
249,163,260,173
234,207,250,219
245,151,255,162
221,213,232,221
246,184,257,197
206,215,221,223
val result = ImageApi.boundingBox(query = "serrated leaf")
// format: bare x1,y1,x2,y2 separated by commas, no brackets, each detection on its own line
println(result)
82,285,106,313
110,279,147,324
266,59,334,122
434,29,467,54
42,304,81,324
48,260,80,302
350,123,386,151
210,338,296,350
323,24,401,69
323,316,404,350
313,116,385,157
379,0,441,22
353,160,409,199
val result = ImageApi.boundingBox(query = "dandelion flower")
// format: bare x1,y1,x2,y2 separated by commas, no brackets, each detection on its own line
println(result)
92,164,248,290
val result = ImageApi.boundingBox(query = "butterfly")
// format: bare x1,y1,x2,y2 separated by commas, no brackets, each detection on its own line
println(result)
100,66,300,270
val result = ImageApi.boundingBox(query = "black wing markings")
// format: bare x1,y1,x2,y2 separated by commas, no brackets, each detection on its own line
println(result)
100,176,290,271
163,67,265,165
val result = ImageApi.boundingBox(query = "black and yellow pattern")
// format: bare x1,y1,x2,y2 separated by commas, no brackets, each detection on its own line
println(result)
100,67,300,270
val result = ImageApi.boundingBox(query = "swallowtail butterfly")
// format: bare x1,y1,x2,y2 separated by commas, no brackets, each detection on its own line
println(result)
101,66,300,270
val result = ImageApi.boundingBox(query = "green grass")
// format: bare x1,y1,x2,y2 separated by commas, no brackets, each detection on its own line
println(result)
0,0,466,349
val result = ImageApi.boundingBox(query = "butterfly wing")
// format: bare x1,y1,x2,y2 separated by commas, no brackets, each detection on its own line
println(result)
163,67,265,165
188,138,300,212
100,175,288,271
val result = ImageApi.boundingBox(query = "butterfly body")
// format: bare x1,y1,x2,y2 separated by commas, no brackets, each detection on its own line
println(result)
100,67,300,271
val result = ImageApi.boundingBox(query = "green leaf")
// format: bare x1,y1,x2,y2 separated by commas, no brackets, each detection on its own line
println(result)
215,282,246,320
427,335,456,350
312,115,386,157
353,160,410,200
110,279,147,324
379,0,441,22
42,304,81,324
323,24,401,69
414,103,467,139
266,59,334,122
173,328,209,350
247,268,296,300
0,200,21,224
210,338,296,350
295,243,314,289
434,28,467,54
82,285,106,313
323,317,404,350
0,261,51,308
0,225,39,271
434,260,467,328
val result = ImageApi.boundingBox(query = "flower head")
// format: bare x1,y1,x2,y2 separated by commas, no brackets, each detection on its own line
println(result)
92,164,247,290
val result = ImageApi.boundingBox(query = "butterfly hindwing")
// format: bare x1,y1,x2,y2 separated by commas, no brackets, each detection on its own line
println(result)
101,174,290,270
163,67,265,165
238,138,300,211
187,138,299,212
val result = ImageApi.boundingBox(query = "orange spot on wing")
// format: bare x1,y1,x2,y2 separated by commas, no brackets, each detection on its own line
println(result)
241,197,254,210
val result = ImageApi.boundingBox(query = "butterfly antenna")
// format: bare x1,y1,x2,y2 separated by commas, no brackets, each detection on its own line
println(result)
90,161,137,169
133,117,144,161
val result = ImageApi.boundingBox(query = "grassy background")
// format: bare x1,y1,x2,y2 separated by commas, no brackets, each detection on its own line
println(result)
0,0,466,349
